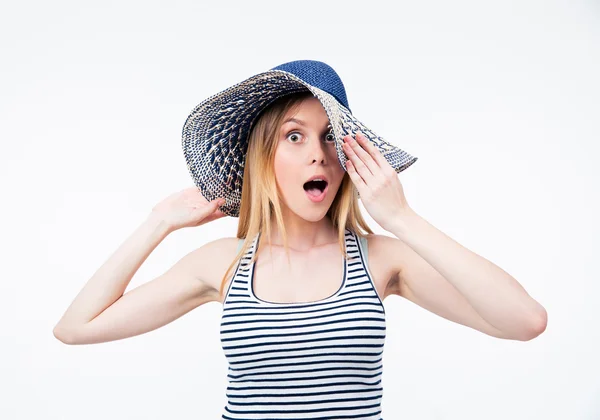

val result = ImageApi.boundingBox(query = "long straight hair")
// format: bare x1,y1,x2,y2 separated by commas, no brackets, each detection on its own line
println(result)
218,90,374,297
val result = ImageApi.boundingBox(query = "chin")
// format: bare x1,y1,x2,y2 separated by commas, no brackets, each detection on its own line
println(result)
301,212,330,223
287,200,333,222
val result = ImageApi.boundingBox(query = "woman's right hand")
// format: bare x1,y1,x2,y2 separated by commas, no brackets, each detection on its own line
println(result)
150,187,227,232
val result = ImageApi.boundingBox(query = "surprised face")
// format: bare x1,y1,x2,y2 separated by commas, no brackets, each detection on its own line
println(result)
273,96,345,222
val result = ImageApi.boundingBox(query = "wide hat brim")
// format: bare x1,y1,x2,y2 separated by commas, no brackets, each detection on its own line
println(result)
182,69,418,217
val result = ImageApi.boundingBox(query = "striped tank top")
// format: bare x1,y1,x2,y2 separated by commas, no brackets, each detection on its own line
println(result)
220,228,387,419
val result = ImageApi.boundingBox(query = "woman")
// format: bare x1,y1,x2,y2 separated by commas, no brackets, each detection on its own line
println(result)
53,60,547,419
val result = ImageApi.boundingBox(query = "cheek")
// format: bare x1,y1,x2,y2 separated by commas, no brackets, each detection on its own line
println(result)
273,148,298,187
328,149,345,181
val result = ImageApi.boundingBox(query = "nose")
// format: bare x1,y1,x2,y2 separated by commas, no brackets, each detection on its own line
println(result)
307,136,329,164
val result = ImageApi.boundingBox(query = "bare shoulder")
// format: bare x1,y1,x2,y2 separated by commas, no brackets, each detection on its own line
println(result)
182,236,241,302
361,233,404,300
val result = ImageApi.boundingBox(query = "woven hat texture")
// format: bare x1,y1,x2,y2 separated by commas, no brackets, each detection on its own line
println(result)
181,59,418,217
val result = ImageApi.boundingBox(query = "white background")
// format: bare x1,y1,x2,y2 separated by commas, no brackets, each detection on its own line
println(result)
1,0,599,419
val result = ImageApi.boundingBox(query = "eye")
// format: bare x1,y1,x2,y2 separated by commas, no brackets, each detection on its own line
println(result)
285,131,303,143
284,130,335,144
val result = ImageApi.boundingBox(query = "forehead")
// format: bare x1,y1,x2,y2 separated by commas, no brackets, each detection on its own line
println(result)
282,97,330,127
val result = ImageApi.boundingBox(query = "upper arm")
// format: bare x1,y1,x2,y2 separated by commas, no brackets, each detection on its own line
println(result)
377,234,507,338
58,238,234,345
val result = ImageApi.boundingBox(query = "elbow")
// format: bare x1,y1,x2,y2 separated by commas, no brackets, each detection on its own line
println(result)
519,307,548,341
53,324,78,345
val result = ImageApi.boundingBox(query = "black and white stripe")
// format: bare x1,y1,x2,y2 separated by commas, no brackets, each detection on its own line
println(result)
220,228,387,419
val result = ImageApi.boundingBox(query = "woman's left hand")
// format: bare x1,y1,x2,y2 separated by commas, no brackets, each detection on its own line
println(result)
342,131,412,232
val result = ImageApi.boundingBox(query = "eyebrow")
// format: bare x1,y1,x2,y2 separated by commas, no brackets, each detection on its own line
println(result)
282,117,332,131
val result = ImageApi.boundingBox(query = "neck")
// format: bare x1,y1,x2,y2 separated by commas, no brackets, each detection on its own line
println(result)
266,210,338,252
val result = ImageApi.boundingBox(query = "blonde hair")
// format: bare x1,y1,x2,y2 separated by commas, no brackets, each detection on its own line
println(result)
218,90,374,297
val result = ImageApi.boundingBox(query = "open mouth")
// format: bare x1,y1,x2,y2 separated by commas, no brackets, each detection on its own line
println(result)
303,179,329,201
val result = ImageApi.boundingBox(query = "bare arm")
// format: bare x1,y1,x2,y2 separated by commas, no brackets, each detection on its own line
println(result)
53,187,227,345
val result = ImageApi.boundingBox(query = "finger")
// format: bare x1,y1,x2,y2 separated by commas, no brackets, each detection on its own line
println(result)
198,207,227,223
201,198,225,215
343,136,375,184
355,131,393,174
345,159,367,193
347,133,380,177
202,212,227,223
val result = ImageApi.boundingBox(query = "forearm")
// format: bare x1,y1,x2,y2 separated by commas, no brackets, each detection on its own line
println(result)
54,212,172,332
390,209,547,338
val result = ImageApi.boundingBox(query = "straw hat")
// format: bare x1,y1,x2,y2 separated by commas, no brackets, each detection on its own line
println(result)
181,59,418,217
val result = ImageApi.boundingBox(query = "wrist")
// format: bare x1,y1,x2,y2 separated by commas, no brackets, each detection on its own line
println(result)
387,206,420,238
145,211,174,237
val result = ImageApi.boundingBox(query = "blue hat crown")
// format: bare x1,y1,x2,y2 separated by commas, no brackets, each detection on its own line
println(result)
271,60,351,113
